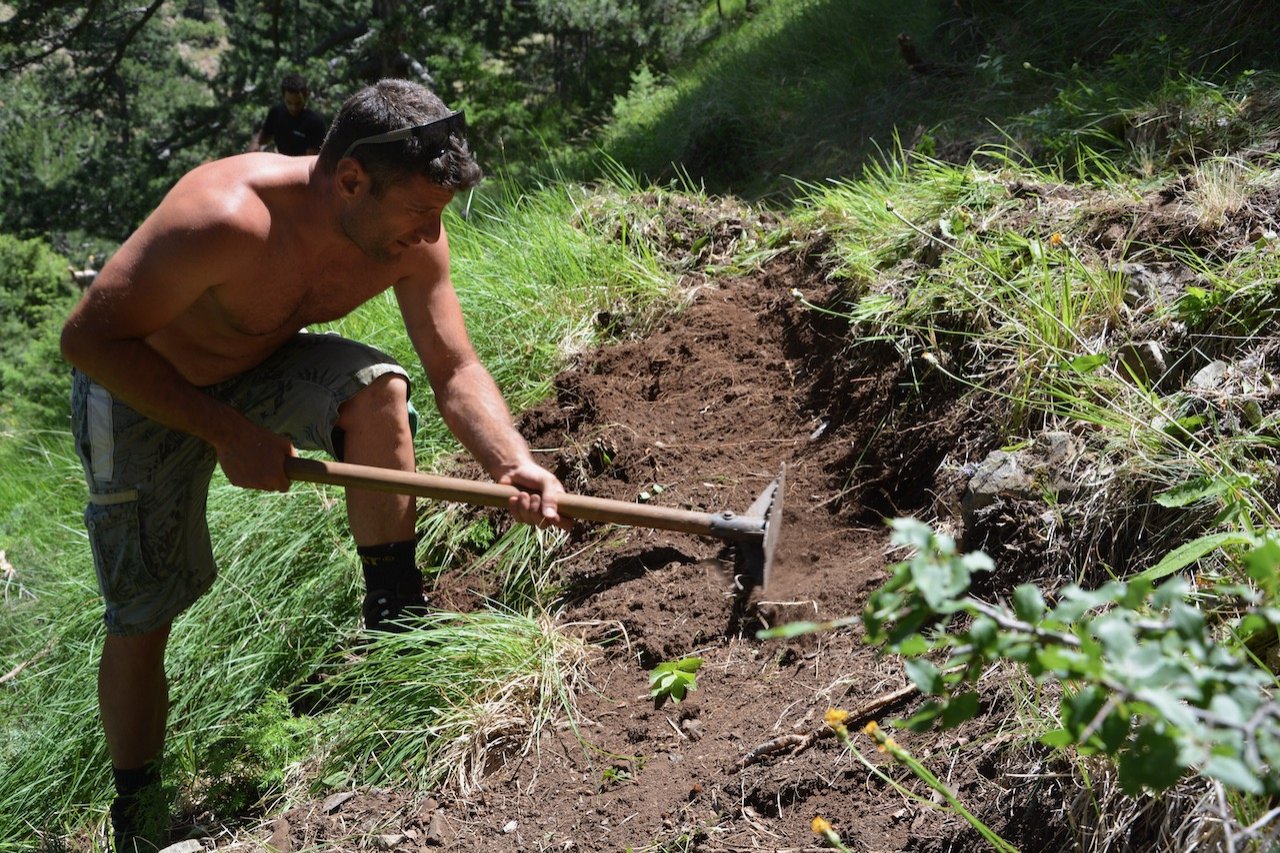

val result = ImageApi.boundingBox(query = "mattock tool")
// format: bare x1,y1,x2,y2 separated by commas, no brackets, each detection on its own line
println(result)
284,458,786,588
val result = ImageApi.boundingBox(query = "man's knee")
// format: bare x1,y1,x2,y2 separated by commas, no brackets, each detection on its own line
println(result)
337,373,410,429
103,624,171,670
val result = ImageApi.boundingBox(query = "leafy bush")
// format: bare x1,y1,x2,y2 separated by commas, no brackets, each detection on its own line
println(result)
0,233,77,429
863,519,1280,797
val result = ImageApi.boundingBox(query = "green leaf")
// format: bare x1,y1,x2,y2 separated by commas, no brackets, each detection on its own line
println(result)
1059,353,1108,373
1040,728,1073,748
901,700,944,732
1133,532,1255,583
1012,584,1046,622
1154,476,1246,508
1098,711,1131,752
968,616,998,650
1244,538,1280,596
904,659,944,695
1204,755,1263,794
1061,685,1106,737
1118,723,1185,794
940,692,979,729
897,634,930,656
912,555,971,610
649,658,701,706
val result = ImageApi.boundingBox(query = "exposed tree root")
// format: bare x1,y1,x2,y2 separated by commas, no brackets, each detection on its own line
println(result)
737,681,920,768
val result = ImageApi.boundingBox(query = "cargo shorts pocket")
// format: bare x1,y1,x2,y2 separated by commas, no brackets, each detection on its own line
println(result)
85,492,159,607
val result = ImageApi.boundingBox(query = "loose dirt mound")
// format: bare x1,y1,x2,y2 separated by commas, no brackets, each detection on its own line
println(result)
258,255,1068,852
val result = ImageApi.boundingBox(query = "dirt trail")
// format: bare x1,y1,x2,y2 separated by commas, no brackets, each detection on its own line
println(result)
266,258,1059,852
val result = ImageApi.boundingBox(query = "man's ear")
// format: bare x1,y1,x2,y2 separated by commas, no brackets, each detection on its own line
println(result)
334,159,367,199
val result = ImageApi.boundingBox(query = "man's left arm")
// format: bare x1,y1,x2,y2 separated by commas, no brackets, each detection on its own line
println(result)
394,235,568,530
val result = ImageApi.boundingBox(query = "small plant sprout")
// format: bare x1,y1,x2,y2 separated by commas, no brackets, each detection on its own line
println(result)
637,482,666,502
649,657,702,707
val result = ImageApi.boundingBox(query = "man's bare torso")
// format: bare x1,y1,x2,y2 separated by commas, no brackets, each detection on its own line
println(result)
144,155,407,387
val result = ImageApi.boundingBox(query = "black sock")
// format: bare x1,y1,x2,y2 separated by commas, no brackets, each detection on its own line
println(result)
358,540,422,598
112,763,161,800
111,762,163,847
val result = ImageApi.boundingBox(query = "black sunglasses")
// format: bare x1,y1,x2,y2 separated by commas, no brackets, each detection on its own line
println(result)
341,111,466,160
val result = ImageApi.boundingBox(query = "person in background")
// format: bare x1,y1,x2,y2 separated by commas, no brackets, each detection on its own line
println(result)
247,73,326,155
62,78,569,851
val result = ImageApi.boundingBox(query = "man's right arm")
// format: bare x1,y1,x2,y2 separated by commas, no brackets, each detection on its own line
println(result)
60,176,295,491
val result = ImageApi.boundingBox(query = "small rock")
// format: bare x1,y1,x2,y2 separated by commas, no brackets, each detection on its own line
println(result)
268,817,292,852
1036,431,1080,467
157,843,204,853
1190,360,1230,391
1117,340,1166,384
680,718,703,741
963,449,1031,515
321,791,355,814
374,833,405,850
426,811,448,844
503,820,518,833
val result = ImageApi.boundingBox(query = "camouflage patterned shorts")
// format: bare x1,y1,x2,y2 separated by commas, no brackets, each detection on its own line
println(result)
70,333,411,636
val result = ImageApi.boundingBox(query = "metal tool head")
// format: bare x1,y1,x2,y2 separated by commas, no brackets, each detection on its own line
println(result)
737,464,786,589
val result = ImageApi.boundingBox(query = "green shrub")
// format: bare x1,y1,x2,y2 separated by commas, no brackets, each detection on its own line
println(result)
0,233,77,429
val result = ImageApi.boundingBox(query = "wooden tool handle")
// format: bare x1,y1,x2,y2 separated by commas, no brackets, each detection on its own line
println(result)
283,457,762,540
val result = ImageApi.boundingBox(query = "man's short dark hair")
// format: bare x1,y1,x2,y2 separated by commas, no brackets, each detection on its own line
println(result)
316,79,483,194
281,73,309,96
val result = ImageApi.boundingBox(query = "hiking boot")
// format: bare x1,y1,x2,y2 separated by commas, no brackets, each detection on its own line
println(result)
363,587,431,632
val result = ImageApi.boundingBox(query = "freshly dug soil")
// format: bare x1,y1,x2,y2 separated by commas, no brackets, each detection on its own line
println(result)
254,254,1072,853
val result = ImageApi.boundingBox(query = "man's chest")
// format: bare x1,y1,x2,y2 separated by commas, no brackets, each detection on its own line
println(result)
207,260,397,337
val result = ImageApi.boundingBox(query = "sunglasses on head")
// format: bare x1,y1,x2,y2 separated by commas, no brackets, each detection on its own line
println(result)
341,111,466,160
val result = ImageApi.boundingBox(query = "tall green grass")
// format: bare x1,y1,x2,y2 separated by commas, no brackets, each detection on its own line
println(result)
0,180,674,850
307,608,590,795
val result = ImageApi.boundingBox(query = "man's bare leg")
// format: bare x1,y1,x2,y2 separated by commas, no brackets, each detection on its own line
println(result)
101,626,170,770
336,373,416,546
100,624,171,849
335,374,426,629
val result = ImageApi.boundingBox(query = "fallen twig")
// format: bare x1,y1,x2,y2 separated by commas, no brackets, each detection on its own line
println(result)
0,634,57,687
737,681,919,768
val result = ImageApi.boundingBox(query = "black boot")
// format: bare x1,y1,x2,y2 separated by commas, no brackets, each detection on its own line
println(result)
359,540,431,632
362,583,431,632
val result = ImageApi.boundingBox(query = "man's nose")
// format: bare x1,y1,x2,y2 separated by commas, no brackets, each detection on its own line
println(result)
414,218,441,243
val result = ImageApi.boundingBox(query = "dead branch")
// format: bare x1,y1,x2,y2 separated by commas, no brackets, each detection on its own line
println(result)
0,634,57,687
737,681,919,768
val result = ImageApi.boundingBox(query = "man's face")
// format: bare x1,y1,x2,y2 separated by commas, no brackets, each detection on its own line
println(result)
340,173,454,262
283,90,308,116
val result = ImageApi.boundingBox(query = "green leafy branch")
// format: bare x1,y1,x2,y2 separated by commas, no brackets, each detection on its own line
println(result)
865,518,1280,796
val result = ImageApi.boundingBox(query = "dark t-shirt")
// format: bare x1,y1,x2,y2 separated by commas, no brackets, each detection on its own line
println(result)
259,103,326,155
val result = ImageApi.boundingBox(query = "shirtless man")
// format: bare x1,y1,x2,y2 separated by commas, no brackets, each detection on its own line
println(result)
60,78,568,851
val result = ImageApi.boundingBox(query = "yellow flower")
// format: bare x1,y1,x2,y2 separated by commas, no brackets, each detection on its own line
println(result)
811,816,833,835
863,720,879,736
877,736,898,753
1049,232,1063,246
825,708,850,727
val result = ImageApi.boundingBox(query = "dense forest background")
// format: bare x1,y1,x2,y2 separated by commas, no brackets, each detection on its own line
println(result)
6,0,1280,436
